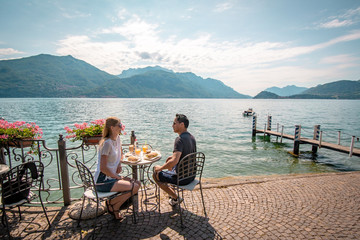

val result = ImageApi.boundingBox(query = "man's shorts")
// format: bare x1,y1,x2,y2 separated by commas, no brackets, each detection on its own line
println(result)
158,170,194,186
96,172,117,192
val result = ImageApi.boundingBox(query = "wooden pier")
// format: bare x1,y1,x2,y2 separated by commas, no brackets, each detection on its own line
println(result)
252,115,360,157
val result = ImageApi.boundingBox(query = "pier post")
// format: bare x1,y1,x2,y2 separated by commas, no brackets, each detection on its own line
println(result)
58,134,71,206
338,131,341,145
319,131,323,148
267,115,272,131
276,123,279,142
280,125,284,143
252,115,257,137
312,125,321,154
293,125,301,156
349,136,355,157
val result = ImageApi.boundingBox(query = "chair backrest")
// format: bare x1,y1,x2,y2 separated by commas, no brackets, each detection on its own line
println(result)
75,160,96,191
177,152,205,183
1,161,44,205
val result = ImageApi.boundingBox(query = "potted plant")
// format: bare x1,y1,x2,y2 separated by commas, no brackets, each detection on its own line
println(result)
0,120,43,149
64,119,126,145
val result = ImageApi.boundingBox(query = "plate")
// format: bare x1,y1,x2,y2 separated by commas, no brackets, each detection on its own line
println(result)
123,155,140,164
143,151,161,161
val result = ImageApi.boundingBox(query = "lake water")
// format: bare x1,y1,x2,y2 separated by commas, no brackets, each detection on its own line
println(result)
1,98,359,178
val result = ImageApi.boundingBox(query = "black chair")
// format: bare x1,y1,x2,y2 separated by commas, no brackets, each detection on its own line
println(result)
169,152,206,228
1,161,51,238
75,160,136,237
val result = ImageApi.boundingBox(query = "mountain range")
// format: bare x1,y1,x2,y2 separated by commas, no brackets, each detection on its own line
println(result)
0,54,249,98
0,54,359,99
264,85,308,96
255,80,360,99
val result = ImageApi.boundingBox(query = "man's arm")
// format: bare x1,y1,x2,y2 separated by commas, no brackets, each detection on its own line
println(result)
154,151,182,172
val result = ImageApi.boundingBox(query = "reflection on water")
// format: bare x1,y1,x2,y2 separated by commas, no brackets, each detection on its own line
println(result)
1,98,359,178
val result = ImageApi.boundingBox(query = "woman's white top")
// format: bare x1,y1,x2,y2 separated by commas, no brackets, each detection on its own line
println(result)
94,135,122,182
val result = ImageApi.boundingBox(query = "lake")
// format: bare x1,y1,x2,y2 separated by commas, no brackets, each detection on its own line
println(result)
1,98,359,178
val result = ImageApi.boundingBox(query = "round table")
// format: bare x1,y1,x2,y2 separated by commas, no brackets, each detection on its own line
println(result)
121,151,162,212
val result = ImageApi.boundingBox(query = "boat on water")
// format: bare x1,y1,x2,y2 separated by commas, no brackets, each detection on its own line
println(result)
243,108,255,116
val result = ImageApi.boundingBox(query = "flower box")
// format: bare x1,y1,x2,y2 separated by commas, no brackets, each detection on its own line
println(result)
83,135,102,145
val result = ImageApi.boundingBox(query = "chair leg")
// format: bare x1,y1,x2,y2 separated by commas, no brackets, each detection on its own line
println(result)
199,183,207,217
18,206,22,220
2,207,12,239
39,193,51,228
176,187,184,228
77,197,86,227
92,200,99,240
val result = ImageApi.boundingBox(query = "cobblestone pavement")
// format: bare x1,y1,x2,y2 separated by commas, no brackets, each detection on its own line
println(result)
1,171,360,239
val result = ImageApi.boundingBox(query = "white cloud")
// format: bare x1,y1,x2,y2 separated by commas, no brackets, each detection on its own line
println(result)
56,15,360,96
213,2,233,13
0,48,24,56
318,6,360,29
320,19,353,28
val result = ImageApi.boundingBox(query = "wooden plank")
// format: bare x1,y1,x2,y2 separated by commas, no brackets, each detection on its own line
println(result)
255,129,360,157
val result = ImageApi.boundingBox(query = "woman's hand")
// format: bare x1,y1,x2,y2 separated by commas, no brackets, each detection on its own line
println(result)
116,164,122,174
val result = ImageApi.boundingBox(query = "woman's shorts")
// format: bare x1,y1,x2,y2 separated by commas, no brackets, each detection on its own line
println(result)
158,170,194,186
96,172,117,192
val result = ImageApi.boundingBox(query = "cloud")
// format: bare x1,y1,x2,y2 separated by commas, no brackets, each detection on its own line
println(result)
319,19,353,28
318,6,360,29
56,15,360,95
213,2,233,13
0,48,24,56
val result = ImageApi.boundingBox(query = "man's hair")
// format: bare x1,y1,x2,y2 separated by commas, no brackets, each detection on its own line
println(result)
175,113,189,128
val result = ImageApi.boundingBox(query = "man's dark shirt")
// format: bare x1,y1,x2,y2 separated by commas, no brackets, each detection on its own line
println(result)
172,131,196,172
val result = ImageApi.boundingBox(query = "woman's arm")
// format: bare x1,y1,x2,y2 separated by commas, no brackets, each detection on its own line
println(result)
100,155,121,180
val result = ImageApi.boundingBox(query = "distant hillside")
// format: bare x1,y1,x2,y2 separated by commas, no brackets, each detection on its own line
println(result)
0,54,249,98
253,91,281,99
299,80,360,99
0,54,118,97
254,80,360,99
94,69,250,98
265,85,307,96
118,66,173,78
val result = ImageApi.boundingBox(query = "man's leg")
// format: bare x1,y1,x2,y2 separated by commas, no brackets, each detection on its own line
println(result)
153,171,177,199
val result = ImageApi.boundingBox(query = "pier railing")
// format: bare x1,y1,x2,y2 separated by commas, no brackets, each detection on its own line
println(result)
252,115,360,157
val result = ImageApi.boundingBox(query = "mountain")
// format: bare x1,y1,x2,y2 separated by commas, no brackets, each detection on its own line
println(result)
89,69,250,98
298,80,360,99
254,80,360,99
253,91,281,99
118,66,173,78
0,54,249,98
113,68,250,98
265,85,308,96
0,54,118,97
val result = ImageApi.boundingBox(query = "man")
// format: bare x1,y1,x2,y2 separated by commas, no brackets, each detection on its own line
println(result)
153,113,197,206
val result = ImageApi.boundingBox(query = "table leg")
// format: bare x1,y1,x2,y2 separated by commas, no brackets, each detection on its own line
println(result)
131,165,138,212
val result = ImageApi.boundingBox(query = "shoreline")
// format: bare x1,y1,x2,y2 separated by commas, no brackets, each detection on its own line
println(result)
201,170,360,189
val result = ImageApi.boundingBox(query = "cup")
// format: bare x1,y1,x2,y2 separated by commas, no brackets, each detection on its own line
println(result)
129,144,134,153
135,148,141,156
142,145,148,153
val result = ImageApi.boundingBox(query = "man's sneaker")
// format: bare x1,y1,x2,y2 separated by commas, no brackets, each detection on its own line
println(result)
169,197,183,206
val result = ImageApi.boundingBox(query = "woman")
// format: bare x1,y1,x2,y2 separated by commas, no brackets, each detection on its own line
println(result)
94,117,140,220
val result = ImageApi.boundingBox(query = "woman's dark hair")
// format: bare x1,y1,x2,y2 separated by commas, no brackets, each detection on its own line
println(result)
176,114,189,128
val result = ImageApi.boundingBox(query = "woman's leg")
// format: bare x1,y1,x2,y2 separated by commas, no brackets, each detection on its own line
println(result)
109,179,140,219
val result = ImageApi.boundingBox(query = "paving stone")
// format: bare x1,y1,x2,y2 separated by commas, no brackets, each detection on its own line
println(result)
1,172,360,239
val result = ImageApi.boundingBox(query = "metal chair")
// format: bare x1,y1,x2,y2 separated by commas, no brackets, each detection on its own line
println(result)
1,161,51,239
169,152,206,228
74,160,136,236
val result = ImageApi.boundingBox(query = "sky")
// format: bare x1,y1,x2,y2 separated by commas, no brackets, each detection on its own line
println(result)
1,0,360,96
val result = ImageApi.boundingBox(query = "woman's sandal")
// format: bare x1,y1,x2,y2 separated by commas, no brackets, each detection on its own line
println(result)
106,200,124,220
112,210,124,220
105,200,115,216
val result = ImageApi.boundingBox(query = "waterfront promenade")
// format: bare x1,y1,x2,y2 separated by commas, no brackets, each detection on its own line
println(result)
1,171,360,239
